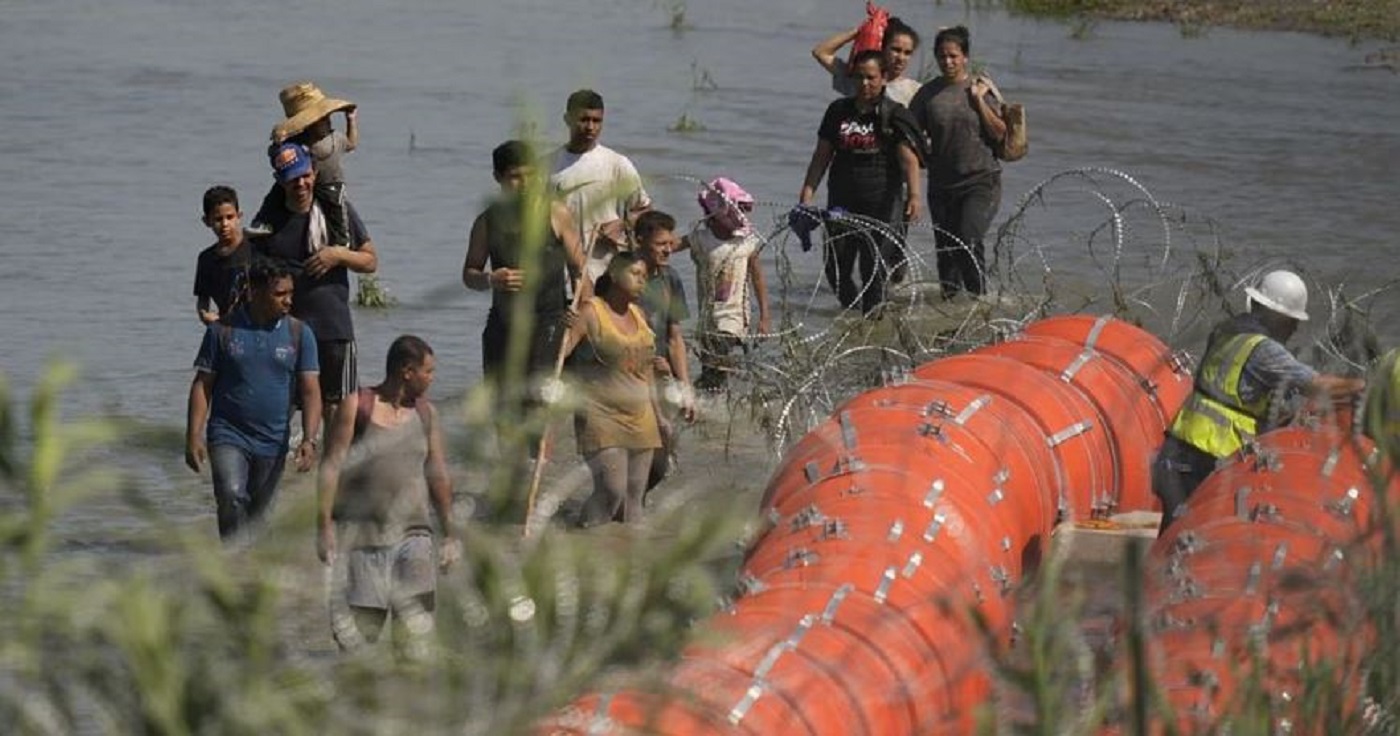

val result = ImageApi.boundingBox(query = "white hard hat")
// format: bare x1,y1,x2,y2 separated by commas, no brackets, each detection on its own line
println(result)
1244,269,1309,321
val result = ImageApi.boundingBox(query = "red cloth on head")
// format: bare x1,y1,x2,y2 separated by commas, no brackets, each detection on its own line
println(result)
847,1,890,73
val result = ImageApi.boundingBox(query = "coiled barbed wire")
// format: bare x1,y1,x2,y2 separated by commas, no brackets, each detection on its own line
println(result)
645,170,1398,458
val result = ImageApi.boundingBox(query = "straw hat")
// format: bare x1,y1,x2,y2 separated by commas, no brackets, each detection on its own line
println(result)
271,81,355,142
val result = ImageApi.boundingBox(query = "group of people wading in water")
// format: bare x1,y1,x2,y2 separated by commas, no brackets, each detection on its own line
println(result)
181,15,1021,654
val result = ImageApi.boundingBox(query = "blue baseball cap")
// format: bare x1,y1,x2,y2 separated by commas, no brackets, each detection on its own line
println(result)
270,142,313,183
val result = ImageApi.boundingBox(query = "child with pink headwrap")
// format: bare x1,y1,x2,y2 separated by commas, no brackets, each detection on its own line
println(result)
673,177,771,391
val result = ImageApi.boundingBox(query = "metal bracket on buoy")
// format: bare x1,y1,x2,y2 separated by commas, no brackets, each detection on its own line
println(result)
1155,611,1185,632
955,395,991,425
1271,542,1289,570
924,399,953,418
1085,315,1111,350
834,455,866,475
887,519,905,542
922,513,947,542
1326,487,1360,518
917,421,949,444
789,505,825,531
819,584,854,625
987,486,1005,507
874,567,897,604
1243,562,1262,595
1248,503,1280,523
728,616,816,725
923,479,946,508
1322,448,1340,478
589,692,616,735
1173,530,1201,556
1170,577,1201,603
819,519,848,540
803,461,821,484
1251,448,1282,473
783,548,819,569
990,566,1011,596
838,411,858,450
1188,668,1221,692
902,552,924,579
1169,348,1194,376
736,573,765,596
1047,420,1094,447
1234,486,1253,519
1060,350,1094,383
1324,547,1346,572
727,682,766,727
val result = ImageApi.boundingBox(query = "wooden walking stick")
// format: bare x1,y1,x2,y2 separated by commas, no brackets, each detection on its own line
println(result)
521,288,585,538
522,216,598,538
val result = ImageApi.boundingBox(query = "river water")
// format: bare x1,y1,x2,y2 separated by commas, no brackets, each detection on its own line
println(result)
1,0,1398,537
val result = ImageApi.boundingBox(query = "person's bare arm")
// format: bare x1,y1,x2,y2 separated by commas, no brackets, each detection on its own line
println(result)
196,296,219,325
343,108,359,151
898,142,922,222
463,211,499,291
316,389,357,564
553,202,592,301
748,251,771,335
666,322,696,422
184,372,214,472
812,26,859,74
1313,374,1366,401
799,140,836,205
294,371,322,472
667,322,690,387
561,300,596,361
969,79,1008,145
305,240,378,278
423,402,460,568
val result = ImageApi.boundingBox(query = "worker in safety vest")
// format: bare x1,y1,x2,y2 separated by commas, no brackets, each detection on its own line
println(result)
1153,269,1365,533
1364,347,1400,466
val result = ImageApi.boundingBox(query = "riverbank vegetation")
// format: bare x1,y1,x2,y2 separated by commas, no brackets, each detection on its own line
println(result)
996,0,1400,41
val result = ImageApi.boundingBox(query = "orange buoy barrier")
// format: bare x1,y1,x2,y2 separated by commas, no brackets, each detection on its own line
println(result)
1141,423,1388,731
544,315,1189,734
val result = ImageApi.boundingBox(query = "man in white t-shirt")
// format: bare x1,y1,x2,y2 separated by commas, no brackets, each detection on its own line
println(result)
547,89,652,283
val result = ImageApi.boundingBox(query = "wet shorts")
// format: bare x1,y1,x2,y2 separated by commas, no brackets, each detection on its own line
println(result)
317,339,358,402
344,530,436,610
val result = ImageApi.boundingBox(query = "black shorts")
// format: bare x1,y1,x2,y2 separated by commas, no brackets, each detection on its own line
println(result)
481,310,564,379
317,339,358,402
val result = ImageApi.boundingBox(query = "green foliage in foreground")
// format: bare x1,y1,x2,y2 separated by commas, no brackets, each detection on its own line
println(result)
4,354,1400,731
0,368,746,734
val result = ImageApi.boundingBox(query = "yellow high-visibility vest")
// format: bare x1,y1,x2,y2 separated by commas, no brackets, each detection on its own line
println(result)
1169,333,1270,458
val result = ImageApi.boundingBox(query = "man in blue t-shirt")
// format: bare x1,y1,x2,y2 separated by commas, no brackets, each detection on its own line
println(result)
185,260,322,540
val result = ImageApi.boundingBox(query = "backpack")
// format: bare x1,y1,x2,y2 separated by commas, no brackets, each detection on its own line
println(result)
352,386,433,442
976,75,1028,162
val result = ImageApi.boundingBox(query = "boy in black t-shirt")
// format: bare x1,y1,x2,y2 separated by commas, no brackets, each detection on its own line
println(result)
193,186,252,325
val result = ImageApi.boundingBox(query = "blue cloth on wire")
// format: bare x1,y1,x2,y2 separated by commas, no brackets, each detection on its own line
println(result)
786,204,827,252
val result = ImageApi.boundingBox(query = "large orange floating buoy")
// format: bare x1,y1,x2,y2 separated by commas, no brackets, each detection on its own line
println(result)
1142,421,1391,732
552,315,1193,734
